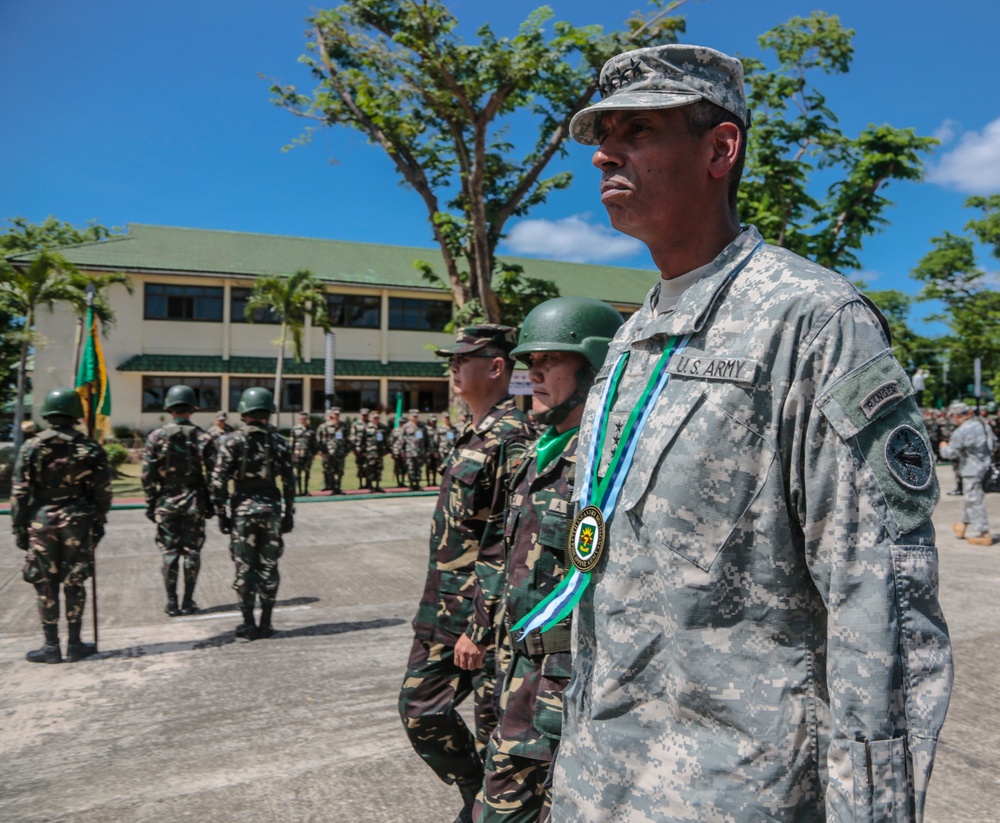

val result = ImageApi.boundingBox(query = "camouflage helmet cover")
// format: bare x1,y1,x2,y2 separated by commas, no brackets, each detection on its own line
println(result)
41,387,85,420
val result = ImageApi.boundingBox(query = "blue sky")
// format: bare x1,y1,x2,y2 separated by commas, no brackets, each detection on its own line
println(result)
2,0,999,335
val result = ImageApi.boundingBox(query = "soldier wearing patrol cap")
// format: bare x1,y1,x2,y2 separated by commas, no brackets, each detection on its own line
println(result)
210,387,295,640
544,43,953,821
207,410,234,446
940,401,995,545
289,410,316,496
425,414,441,486
10,388,112,663
351,407,371,488
398,408,428,491
141,384,217,616
455,298,624,823
399,324,535,823
316,407,348,493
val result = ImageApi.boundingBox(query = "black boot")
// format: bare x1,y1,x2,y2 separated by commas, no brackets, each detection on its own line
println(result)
180,581,198,615
27,624,62,664
66,621,97,662
453,779,480,823
258,602,275,638
235,605,257,640
165,584,180,617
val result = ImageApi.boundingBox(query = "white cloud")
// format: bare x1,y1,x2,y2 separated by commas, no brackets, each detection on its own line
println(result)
927,117,1000,194
933,118,961,144
502,215,645,264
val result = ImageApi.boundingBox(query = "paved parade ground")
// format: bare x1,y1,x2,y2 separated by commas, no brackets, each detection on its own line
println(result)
1,466,998,822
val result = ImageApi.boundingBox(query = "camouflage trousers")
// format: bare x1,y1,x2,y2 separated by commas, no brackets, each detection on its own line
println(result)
22,518,93,625
366,455,384,487
155,510,205,593
474,744,553,823
229,511,284,606
293,457,312,496
323,453,345,491
961,475,991,537
405,456,424,488
399,637,498,785
355,452,368,484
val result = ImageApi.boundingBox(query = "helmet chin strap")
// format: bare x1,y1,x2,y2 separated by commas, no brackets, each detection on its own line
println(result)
534,369,593,427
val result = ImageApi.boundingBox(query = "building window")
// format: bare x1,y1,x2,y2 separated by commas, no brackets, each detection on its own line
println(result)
230,287,282,324
142,376,222,412
325,293,380,328
388,297,451,331
310,379,380,413
228,377,304,413
144,283,223,321
387,380,450,414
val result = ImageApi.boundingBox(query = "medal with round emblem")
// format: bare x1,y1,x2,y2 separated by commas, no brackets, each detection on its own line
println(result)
568,505,606,573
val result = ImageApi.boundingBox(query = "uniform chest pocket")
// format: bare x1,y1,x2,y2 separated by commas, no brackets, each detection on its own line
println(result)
626,388,775,572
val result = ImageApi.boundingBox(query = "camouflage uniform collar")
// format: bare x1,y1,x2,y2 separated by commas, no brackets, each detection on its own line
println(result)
472,395,518,434
636,226,763,342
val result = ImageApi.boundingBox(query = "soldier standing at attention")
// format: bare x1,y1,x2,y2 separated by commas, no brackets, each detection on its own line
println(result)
141,384,216,617
10,388,112,664
211,387,295,640
289,410,316,496
399,408,428,491
437,410,459,472
457,298,624,823
351,407,371,489
544,44,952,821
364,410,389,493
425,414,440,487
207,410,234,446
940,401,995,545
390,422,408,488
398,325,535,823
316,407,348,494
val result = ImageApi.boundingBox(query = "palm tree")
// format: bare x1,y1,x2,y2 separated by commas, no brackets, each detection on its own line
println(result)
1,251,89,449
243,269,332,427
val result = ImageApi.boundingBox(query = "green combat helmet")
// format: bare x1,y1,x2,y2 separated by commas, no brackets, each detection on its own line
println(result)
41,387,85,421
237,386,276,416
510,296,624,426
164,384,199,411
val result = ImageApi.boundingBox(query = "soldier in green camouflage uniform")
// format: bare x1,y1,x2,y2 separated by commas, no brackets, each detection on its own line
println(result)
363,410,389,492
390,424,407,488
10,388,112,664
141,384,216,617
210,387,295,640
424,415,440,486
398,408,428,491
350,408,371,488
207,410,234,446
399,325,535,823
436,411,459,473
316,407,348,493
460,299,623,823
546,44,953,822
289,411,316,496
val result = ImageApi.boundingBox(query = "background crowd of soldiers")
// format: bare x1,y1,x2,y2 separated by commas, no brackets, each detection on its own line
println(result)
922,405,1000,495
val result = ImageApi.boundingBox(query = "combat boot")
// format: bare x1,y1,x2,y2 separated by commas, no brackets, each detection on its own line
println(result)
967,534,995,546
235,605,258,640
453,779,480,823
66,621,97,662
27,624,62,664
180,581,199,615
165,583,180,617
952,522,967,539
258,602,275,638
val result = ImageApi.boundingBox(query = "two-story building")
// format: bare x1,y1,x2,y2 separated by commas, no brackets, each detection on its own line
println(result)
16,223,652,431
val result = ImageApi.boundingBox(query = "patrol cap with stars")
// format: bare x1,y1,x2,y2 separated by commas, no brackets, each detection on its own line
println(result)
570,43,748,146
434,324,518,357
947,401,971,415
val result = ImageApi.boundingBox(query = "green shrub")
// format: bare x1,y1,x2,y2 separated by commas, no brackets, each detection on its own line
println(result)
104,442,129,474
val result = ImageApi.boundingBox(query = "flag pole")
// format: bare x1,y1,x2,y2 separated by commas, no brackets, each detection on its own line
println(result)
83,283,99,649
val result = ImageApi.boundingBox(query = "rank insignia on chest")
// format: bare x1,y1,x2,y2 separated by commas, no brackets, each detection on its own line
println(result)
568,505,606,573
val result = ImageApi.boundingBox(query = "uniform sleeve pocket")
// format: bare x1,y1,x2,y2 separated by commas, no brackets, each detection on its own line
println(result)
851,738,909,821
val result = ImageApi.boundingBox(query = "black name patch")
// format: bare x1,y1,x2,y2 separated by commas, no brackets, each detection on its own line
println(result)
667,355,759,385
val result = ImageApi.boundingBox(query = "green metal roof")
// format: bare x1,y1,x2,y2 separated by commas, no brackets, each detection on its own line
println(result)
10,223,654,307
117,354,447,378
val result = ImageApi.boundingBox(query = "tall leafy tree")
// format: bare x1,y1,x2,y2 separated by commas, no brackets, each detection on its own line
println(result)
0,217,126,449
243,269,332,425
740,12,937,272
912,195,1000,403
271,0,686,323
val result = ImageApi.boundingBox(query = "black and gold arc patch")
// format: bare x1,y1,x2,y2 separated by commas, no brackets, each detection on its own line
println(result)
884,425,934,491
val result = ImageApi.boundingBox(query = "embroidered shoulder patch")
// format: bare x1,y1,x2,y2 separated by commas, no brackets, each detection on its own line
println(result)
884,425,934,490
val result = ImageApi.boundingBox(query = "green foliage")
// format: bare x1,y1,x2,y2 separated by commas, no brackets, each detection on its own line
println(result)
103,442,130,473
913,196,1000,402
862,288,934,373
272,0,685,322
740,13,937,272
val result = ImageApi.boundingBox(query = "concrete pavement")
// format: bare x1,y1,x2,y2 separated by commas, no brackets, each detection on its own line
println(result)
1,467,998,822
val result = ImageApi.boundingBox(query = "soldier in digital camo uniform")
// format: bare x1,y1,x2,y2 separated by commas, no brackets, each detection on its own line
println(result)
10,388,112,664
399,325,535,823
542,44,953,822
141,384,216,617
210,387,295,640
458,298,623,823
940,401,995,545
289,410,316,496
316,407,348,493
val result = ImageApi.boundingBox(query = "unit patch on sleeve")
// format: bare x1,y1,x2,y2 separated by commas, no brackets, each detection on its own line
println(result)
884,424,934,491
